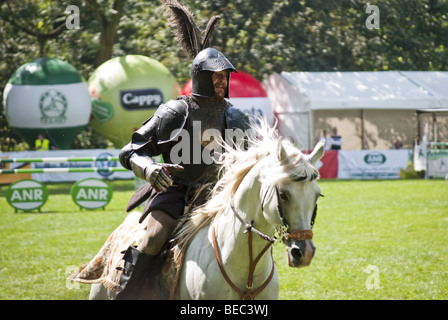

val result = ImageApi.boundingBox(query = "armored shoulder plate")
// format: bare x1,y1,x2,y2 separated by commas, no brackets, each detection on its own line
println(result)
154,99,189,143
137,99,189,144
225,106,251,131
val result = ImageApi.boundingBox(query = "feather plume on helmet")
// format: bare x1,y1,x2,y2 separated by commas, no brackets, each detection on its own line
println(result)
162,0,220,59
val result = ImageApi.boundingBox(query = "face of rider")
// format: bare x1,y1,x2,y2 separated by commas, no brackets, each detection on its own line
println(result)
211,71,229,98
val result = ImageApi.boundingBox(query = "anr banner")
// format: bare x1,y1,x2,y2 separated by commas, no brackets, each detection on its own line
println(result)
338,150,410,179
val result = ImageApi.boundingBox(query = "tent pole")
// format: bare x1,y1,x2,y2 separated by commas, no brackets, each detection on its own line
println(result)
360,109,365,150
433,112,437,150
309,109,314,150
416,111,421,143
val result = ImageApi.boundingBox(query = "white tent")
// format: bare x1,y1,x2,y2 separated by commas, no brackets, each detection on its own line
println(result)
263,71,448,150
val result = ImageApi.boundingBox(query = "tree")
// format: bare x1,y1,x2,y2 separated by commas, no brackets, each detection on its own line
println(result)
1,0,447,151
84,0,126,67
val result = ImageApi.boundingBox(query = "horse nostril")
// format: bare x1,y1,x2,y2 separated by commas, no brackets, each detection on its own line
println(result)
290,247,302,260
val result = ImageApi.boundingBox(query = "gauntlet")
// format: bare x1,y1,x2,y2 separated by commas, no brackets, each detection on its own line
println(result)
129,154,183,192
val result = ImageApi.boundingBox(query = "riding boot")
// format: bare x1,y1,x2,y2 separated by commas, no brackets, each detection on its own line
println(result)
116,246,155,300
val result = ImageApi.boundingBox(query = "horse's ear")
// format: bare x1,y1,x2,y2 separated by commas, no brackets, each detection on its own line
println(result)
277,140,289,164
309,140,325,165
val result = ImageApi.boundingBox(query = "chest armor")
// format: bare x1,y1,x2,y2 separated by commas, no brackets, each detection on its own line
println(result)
163,95,229,185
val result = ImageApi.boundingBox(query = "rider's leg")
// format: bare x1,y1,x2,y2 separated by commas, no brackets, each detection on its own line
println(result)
137,210,178,255
117,210,178,300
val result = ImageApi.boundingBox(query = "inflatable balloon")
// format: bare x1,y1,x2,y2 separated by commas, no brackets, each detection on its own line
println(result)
3,57,91,149
181,70,274,125
88,55,180,148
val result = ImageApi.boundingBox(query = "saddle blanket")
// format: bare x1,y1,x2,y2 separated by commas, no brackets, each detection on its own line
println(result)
67,211,147,293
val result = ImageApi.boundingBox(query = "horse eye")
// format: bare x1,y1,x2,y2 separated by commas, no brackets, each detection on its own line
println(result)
279,191,290,201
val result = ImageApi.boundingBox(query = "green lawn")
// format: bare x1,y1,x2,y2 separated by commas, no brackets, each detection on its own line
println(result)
1,179,447,300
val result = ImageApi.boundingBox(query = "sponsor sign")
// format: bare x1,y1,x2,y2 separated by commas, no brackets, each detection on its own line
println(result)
318,150,338,179
6,179,48,212
120,88,163,110
71,178,112,210
338,150,409,179
228,97,274,126
427,150,448,178
0,149,135,183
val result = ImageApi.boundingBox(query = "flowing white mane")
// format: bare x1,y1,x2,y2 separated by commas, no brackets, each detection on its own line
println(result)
169,119,319,268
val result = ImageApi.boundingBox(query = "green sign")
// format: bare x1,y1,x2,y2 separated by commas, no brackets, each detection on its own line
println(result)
364,152,386,166
71,178,112,210
6,179,48,212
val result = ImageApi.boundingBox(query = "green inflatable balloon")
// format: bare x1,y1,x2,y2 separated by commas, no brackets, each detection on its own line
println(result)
3,57,91,149
88,55,180,148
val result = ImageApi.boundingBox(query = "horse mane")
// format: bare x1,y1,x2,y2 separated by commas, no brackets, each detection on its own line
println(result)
168,118,319,273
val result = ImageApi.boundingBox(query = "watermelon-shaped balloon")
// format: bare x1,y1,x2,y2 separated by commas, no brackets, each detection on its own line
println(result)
88,55,180,148
3,57,91,149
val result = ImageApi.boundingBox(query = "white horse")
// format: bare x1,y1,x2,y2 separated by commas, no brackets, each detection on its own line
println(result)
79,121,325,300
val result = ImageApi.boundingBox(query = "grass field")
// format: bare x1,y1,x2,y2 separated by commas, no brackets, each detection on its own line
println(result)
0,179,447,300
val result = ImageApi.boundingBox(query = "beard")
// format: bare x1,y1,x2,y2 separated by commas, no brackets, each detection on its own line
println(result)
214,85,226,98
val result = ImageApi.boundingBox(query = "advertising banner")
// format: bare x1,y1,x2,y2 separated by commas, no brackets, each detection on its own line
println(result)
317,150,338,179
338,150,410,179
228,97,274,126
1,149,137,183
427,150,448,178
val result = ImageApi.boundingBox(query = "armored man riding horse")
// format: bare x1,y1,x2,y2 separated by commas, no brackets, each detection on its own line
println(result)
68,0,325,300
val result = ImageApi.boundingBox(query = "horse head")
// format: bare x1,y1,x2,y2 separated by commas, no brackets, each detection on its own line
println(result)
260,138,325,268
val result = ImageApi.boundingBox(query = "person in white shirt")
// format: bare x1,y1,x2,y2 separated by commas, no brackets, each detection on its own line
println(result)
319,130,331,151
329,127,343,150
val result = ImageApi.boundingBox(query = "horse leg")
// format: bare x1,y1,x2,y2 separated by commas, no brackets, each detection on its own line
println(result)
89,283,116,300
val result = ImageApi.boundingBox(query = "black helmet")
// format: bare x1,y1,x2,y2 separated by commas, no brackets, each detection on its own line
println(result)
191,48,237,98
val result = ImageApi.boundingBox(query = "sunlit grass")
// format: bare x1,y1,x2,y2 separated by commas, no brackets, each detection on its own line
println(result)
1,179,447,299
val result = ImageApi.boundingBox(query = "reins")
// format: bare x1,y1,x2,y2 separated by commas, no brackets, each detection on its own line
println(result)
211,218,275,300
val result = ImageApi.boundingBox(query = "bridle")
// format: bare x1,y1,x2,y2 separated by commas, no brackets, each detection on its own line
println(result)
274,185,317,241
211,184,317,300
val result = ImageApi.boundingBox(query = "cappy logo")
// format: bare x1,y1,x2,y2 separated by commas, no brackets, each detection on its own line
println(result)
39,89,67,125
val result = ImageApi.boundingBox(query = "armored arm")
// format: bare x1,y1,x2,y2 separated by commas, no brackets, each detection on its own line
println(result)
119,100,188,191
225,106,252,149
225,106,251,132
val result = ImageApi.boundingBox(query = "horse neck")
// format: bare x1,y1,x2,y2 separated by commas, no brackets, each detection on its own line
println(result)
214,164,274,276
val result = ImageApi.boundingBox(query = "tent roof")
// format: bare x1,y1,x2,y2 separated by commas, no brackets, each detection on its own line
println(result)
279,71,448,110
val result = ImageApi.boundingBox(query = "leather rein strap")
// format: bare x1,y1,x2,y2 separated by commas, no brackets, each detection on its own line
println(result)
211,224,275,300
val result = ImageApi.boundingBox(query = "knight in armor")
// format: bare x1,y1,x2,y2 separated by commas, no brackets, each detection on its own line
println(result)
116,1,251,299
